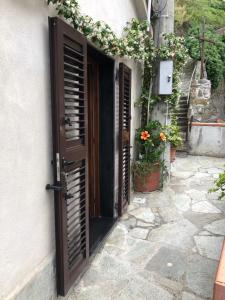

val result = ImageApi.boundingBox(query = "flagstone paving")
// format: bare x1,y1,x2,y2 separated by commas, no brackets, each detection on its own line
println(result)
69,155,225,300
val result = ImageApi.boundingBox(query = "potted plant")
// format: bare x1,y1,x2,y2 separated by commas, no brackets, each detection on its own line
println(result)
165,119,183,162
132,120,167,192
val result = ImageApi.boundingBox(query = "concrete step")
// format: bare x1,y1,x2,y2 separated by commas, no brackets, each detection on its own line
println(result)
178,102,188,110
174,111,188,115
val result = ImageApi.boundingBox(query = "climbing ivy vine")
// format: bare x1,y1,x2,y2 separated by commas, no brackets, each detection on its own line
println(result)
48,0,188,117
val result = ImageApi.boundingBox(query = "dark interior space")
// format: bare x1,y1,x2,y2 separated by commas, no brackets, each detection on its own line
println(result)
87,44,116,254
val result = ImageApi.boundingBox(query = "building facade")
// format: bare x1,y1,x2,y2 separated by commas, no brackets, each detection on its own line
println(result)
0,1,148,299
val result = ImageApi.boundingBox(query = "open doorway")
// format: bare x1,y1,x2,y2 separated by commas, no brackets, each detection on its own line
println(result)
87,45,116,254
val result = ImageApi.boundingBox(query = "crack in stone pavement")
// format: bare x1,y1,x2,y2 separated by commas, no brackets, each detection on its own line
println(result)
68,156,225,300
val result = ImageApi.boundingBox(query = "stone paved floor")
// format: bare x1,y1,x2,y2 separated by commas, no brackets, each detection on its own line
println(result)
69,156,225,300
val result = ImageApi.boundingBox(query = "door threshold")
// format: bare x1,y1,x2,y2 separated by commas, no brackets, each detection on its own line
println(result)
89,217,117,256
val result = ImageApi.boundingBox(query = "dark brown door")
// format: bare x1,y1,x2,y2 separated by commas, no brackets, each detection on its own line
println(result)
49,17,89,296
118,63,132,216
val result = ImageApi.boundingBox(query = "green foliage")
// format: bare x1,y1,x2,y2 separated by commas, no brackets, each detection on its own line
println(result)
49,0,187,116
132,120,168,178
164,117,183,148
175,0,225,31
48,0,155,64
135,120,167,164
209,166,225,199
185,26,225,89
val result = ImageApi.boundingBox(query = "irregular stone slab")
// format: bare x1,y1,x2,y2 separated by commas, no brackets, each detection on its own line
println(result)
147,191,172,208
137,220,154,228
70,281,119,300
182,291,204,300
189,183,213,192
192,201,221,214
158,206,182,223
198,230,212,236
194,236,224,260
114,274,173,300
120,213,129,221
183,212,222,229
139,269,183,292
207,167,223,174
120,239,161,268
147,219,198,250
211,199,225,211
173,194,191,212
185,254,217,299
170,184,187,193
120,217,136,229
127,203,139,212
193,172,211,179
106,224,128,249
133,197,146,204
204,218,225,235
129,227,149,240
186,189,207,204
129,207,155,223
171,171,194,179
146,247,187,282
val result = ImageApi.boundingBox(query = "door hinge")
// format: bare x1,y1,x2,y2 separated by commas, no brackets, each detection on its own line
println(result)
56,153,60,182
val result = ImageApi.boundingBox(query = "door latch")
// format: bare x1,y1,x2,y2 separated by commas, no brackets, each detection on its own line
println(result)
46,184,63,192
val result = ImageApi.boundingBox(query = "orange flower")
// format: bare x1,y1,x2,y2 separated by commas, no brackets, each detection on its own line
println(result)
141,131,150,141
160,132,166,142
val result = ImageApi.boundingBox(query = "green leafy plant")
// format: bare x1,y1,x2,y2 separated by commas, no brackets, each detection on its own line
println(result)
185,25,225,89
165,118,183,148
132,120,167,177
209,167,225,199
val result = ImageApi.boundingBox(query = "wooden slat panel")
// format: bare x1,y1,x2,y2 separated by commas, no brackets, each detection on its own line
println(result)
49,17,89,296
118,63,131,216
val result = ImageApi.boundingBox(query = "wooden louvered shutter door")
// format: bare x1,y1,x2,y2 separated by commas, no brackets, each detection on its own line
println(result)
49,17,89,296
118,63,132,216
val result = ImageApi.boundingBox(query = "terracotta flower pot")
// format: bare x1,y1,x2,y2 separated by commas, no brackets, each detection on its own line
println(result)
170,146,176,162
134,164,161,193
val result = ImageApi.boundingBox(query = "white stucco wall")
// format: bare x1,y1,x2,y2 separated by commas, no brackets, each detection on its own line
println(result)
78,0,145,36
0,1,56,299
189,125,225,158
0,0,143,299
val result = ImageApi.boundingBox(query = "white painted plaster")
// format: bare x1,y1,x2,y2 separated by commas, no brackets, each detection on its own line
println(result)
0,1,56,298
189,126,225,157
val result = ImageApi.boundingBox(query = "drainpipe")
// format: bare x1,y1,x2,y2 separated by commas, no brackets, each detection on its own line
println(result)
146,0,152,124
147,0,152,24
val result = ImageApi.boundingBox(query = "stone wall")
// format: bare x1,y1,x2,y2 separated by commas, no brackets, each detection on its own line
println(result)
189,78,211,122
210,80,225,120
188,62,225,122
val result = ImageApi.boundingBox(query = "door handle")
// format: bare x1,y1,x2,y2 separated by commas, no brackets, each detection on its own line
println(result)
46,184,63,192
63,159,75,167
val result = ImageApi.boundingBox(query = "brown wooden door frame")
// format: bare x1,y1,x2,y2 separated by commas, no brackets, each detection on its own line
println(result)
49,17,89,296
118,63,132,217
87,59,100,217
